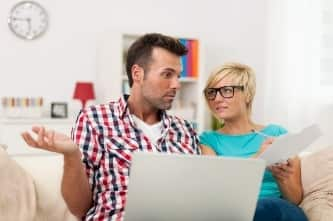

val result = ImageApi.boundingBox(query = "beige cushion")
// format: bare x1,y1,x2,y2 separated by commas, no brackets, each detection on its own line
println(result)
0,147,37,221
300,146,333,221
13,154,77,221
0,145,76,221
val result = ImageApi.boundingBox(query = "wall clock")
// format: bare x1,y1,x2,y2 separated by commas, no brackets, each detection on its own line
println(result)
8,1,49,40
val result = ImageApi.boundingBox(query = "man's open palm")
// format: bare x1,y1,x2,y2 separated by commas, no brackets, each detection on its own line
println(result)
21,126,78,155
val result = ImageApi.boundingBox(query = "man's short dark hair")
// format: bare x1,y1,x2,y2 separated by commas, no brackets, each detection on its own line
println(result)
126,33,188,87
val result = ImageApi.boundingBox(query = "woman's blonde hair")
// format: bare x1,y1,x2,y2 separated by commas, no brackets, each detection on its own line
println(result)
204,62,256,116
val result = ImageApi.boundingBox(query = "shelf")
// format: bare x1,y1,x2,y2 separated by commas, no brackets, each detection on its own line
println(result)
0,118,73,125
96,31,206,132
0,117,73,155
179,77,198,83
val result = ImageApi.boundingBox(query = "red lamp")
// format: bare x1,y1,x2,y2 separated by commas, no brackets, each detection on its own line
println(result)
73,82,95,108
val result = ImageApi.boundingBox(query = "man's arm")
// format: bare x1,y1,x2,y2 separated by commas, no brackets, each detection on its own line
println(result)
21,126,92,218
62,150,92,218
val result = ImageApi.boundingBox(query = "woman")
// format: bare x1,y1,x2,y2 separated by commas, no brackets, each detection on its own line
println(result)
200,62,308,221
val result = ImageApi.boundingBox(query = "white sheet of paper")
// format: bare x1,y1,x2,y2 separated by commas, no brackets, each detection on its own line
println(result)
258,124,322,165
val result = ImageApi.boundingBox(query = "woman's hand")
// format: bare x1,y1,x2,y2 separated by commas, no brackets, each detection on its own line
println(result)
252,138,274,158
200,145,217,156
268,157,303,204
21,126,78,155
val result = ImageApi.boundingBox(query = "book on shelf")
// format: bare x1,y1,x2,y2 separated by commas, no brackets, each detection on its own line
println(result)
179,38,199,78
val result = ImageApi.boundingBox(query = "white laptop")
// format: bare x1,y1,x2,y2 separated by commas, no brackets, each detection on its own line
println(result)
124,152,265,221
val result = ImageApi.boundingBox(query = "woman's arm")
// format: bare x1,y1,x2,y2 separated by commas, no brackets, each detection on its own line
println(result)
200,145,217,156
268,156,303,205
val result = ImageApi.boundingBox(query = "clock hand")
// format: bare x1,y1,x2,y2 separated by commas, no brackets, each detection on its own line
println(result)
27,18,32,34
11,17,29,21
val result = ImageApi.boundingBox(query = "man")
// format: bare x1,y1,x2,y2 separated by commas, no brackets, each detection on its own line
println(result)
22,33,200,220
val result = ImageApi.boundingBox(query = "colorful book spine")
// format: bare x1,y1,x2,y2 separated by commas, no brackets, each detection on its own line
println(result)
191,40,199,78
187,40,193,77
178,38,199,79
179,38,188,78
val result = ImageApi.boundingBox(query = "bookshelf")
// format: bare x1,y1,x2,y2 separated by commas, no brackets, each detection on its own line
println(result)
96,31,206,132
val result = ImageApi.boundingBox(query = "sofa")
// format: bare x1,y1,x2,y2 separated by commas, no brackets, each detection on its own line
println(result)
300,146,333,221
0,144,332,221
0,145,77,221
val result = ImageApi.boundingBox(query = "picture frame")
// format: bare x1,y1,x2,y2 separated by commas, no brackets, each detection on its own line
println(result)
51,102,68,118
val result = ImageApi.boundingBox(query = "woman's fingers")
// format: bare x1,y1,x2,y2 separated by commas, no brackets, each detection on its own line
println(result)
265,137,274,145
257,138,275,156
286,157,300,168
269,162,296,183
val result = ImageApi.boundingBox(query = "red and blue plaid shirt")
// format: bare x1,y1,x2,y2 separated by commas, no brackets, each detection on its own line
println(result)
72,95,200,221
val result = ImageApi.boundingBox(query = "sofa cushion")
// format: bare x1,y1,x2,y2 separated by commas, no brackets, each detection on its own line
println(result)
0,147,37,221
13,153,77,221
300,146,333,221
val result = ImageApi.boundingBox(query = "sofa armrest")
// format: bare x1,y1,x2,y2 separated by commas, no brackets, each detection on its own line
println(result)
299,146,333,221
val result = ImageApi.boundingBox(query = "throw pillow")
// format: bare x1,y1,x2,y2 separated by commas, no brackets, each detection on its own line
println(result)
300,146,333,221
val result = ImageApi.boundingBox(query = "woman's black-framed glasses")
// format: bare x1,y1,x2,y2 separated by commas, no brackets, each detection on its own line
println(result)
204,85,244,100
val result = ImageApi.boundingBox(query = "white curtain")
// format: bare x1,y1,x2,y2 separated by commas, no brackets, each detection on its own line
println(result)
264,0,333,149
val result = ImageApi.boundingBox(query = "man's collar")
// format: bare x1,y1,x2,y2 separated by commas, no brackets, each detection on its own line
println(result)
119,94,130,119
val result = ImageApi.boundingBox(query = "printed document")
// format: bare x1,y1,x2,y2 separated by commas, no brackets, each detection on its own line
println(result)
258,124,322,165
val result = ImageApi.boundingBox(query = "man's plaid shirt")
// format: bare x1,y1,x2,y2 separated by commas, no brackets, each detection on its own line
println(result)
72,95,200,221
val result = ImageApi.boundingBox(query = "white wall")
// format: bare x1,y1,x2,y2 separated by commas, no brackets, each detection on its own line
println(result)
264,0,333,149
0,0,268,126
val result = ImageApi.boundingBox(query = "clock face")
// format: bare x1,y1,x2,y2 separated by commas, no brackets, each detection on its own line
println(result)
8,1,48,40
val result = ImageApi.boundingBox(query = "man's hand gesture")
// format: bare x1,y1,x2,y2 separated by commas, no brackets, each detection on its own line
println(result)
21,126,78,155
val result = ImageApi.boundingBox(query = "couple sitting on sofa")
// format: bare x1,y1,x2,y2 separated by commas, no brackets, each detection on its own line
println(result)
18,33,311,221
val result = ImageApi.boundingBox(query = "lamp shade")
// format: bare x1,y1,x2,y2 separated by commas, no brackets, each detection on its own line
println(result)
73,82,95,108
